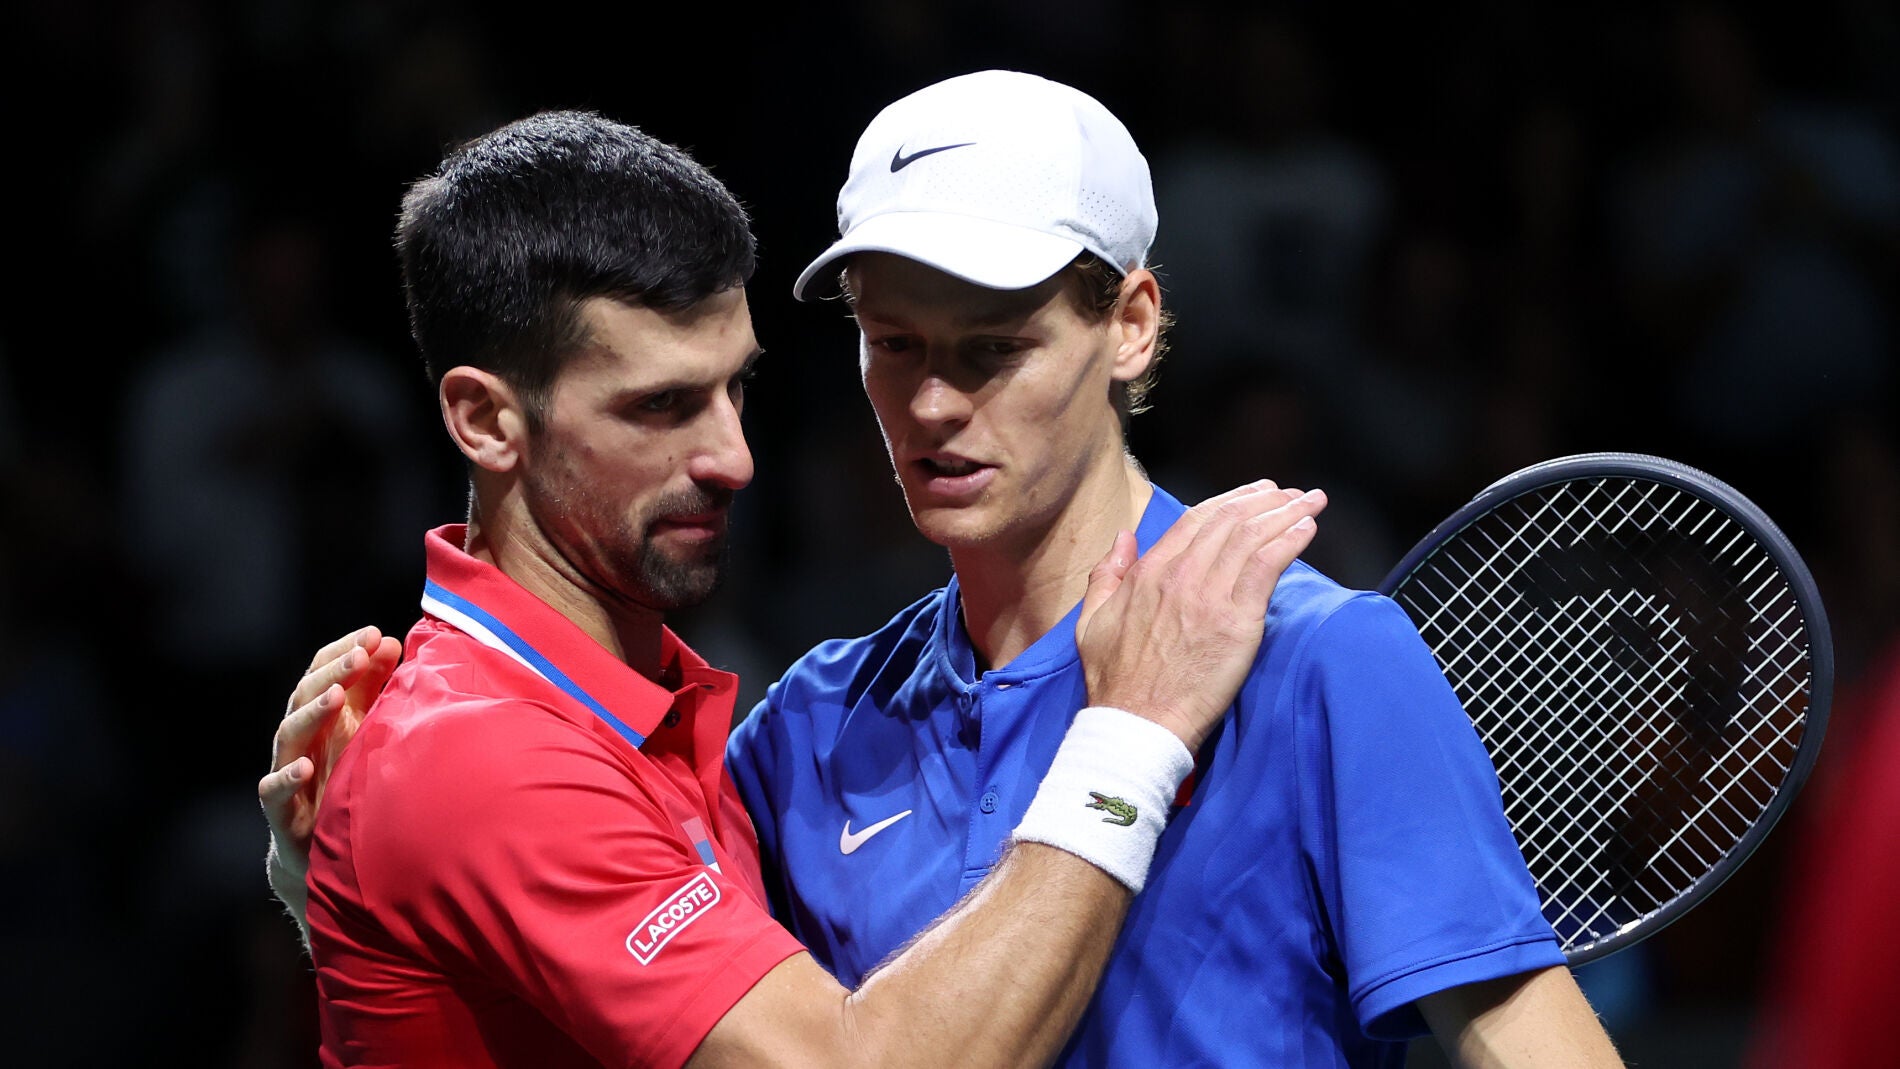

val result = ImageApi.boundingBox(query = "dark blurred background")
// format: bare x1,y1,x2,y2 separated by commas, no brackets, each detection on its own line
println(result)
4,1,1896,1065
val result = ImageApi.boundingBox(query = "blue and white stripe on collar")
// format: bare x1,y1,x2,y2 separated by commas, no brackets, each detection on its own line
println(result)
421,579,649,748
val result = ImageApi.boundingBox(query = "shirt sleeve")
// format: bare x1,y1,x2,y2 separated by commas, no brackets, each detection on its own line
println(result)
1294,594,1564,1039
725,695,777,855
355,702,805,1069
724,693,791,924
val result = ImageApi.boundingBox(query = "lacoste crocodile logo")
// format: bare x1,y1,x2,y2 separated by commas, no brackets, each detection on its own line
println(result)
1086,792,1137,827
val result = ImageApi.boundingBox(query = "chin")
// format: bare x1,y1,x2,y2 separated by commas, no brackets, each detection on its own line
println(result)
619,541,727,611
908,505,1008,551
632,569,723,612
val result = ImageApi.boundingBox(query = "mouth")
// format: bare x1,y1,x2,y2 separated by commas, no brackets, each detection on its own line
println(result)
650,510,728,541
918,455,986,478
908,453,996,499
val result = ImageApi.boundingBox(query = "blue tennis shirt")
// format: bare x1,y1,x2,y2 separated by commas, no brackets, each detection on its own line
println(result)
727,486,1562,1066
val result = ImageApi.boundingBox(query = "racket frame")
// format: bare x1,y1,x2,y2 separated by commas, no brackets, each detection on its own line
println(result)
1377,451,1834,964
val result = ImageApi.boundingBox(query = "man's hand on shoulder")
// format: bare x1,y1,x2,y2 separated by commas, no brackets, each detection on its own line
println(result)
1077,479,1325,751
260,626,401,942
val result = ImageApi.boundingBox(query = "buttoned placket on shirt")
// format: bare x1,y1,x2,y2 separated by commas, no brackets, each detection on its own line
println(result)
938,581,1098,896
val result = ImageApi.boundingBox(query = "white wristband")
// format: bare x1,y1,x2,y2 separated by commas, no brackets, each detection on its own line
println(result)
1011,706,1195,894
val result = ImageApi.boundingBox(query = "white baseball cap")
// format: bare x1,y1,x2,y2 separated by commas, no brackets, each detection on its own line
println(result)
793,70,1158,300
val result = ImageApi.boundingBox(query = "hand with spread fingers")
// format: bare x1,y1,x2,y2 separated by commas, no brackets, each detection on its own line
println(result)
1077,480,1325,753
259,626,401,942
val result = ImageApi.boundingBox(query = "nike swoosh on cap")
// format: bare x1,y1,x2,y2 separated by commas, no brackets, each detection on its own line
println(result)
839,810,915,854
890,142,975,172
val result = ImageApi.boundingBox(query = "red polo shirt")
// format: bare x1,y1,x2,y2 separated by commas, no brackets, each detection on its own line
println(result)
307,525,803,1069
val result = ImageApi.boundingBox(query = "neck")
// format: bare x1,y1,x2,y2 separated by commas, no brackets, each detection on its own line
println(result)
952,456,1152,671
465,494,669,681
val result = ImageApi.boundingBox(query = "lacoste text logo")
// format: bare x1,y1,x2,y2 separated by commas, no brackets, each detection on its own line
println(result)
1086,792,1137,827
840,809,914,854
890,142,975,172
626,871,720,965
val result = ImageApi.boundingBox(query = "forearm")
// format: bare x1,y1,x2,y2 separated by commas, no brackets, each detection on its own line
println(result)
826,709,1181,1065
695,712,1180,1069
843,841,1129,1067
694,841,1129,1069
1420,966,1624,1069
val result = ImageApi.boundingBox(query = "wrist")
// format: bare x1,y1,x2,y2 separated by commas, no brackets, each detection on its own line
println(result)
1085,684,1210,753
1010,706,1194,894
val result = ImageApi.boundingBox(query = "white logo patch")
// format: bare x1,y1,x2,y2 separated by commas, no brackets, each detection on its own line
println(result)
626,871,721,965
839,810,914,855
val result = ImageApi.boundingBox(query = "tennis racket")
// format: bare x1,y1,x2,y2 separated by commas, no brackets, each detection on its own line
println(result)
1377,452,1832,965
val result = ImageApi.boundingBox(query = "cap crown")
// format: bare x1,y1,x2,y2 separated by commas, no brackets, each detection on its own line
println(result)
795,70,1157,297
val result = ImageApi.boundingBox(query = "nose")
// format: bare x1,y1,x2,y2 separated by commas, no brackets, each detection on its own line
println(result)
688,392,753,491
909,372,973,429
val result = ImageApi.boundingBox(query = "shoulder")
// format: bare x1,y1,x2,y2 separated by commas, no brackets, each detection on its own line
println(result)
1262,561,1411,652
1144,487,1398,646
774,586,948,702
344,624,642,827
1239,561,1451,720
326,681,678,937
729,587,948,765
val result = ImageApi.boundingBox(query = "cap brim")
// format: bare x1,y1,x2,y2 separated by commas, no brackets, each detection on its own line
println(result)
792,212,1086,300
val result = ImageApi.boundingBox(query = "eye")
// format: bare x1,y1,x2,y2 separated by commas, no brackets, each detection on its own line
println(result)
636,390,681,414
729,355,762,406
866,334,917,355
966,337,1029,366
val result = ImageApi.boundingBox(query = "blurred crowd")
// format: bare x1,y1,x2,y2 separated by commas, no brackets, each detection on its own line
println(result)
4,1,1895,1065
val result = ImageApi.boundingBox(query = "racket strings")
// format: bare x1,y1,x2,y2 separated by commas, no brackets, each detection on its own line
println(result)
1392,477,1817,956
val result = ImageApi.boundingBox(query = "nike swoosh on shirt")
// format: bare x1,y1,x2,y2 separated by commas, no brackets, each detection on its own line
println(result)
839,810,914,855
890,142,975,172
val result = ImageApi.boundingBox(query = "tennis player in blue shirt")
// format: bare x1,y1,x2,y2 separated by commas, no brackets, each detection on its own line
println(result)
719,71,1621,1068
264,71,1623,1067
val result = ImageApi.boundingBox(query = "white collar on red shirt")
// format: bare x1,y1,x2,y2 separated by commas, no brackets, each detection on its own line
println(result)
416,524,728,748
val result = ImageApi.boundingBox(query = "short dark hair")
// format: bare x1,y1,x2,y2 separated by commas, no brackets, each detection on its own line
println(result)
396,110,756,420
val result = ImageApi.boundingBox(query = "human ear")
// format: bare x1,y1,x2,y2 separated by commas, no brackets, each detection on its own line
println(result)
440,367,531,473
1109,269,1161,384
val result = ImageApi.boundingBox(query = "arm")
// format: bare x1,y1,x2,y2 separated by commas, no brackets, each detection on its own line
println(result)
689,481,1325,1069
1419,967,1624,1069
259,626,401,945
695,843,1126,1068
